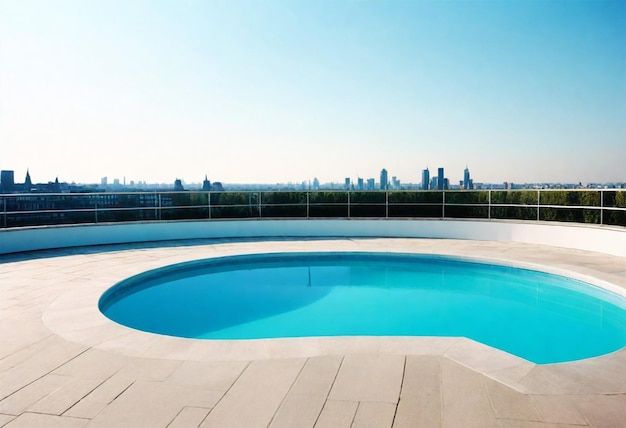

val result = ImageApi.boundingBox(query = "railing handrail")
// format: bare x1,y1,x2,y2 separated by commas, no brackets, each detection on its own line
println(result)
1,189,625,229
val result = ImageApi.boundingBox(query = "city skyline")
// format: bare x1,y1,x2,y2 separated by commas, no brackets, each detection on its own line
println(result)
1,1,625,184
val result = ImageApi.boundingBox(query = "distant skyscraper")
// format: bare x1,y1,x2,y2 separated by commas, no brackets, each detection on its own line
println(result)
313,178,320,190
345,177,351,190
1,170,15,193
367,178,375,190
101,177,107,187
463,166,473,190
357,177,364,190
422,168,430,190
174,178,184,191
437,168,444,190
202,175,211,191
380,168,388,190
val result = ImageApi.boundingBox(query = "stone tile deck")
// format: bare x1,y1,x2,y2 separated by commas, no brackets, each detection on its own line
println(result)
1,238,625,427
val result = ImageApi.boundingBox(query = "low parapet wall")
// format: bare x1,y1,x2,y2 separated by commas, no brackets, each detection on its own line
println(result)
1,219,625,257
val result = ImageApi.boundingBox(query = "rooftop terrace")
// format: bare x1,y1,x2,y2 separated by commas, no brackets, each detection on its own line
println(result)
1,196,625,427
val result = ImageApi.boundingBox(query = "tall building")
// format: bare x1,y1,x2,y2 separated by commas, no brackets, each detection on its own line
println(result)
380,169,388,190
344,177,351,190
422,168,430,190
367,178,375,190
1,170,15,193
437,168,444,190
357,177,364,190
202,175,211,191
312,178,320,190
463,166,473,190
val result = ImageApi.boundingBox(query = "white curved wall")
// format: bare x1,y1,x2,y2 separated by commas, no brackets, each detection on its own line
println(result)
1,219,625,257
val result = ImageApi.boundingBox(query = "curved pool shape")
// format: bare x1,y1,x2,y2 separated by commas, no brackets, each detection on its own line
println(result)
99,252,626,364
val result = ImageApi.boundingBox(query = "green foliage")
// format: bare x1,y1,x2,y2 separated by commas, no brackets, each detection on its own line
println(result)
350,192,386,204
310,192,348,204
444,191,489,205
389,191,442,204
261,192,306,205
490,190,538,205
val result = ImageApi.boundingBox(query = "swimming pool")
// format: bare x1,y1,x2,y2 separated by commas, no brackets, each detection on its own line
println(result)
99,252,626,364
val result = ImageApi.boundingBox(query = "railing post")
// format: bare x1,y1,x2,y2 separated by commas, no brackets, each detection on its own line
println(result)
2,198,6,228
537,190,540,221
208,191,211,219
385,191,389,219
442,191,446,218
347,191,351,218
306,191,310,219
259,192,262,218
94,198,98,224
488,189,491,220
600,189,603,225
158,194,162,221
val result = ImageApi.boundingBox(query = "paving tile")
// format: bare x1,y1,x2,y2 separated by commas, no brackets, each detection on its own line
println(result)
0,413,15,426
28,375,102,415
87,380,221,428
445,338,527,375
441,358,498,427
314,400,358,428
269,392,326,428
0,318,51,360
71,372,134,407
496,419,589,428
483,377,540,421
289,356,342,397
0,374,72,415
574,394,626,428
200,358,306,428
328,355,404,403
167,360,248,391
393,355,441,428
529,395,588,425
52,348,128,382
168,406,210,428
63,399,108,420
0,337,86,400
115,357,181,382
3,412,88,428
352,401,396,428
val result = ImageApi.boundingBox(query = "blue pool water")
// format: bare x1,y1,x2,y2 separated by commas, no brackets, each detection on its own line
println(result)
99,252,626,364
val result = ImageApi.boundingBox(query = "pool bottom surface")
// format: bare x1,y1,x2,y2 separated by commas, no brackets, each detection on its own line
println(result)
100,252,626,364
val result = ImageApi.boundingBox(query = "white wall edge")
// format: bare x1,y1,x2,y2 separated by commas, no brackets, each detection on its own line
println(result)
1,219,625,258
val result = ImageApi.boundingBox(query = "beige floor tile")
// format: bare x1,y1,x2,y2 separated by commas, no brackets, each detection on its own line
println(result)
168,406,210,428
529,395,588,425
314,400,358,428
200,358,305,428
87,380,221,428
269,393,326,428
328,355,404,403
352,401,396,428
393,355,441,428
4,412,88,428
0,414,16,426
441,358,498,427
574,394,626,428
166,360,248,391
483,377,540,421
289,356,342,397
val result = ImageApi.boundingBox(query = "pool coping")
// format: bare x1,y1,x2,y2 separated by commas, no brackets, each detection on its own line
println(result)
37,237,626,396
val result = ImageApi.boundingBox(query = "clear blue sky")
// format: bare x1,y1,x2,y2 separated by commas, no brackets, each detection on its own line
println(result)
1,0,625,185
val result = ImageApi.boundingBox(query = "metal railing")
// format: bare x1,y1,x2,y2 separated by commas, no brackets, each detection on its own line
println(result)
1,189,625,229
